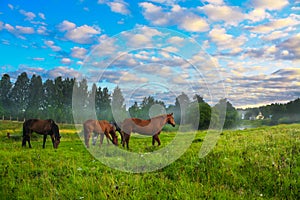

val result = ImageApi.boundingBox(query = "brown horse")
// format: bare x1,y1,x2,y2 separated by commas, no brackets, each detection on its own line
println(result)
22,119,61,149
121,113,176,149
83,120,118,148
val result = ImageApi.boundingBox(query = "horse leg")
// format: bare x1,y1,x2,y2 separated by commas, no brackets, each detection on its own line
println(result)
92,132,98,146
121,131,126,148
99,134,104,147
84,131,91,148
22,134,27,147
124,133,130,149
43,135,47,148
27,134,32,148
104,131,112,145
152,136,155,146
51,134,56,148
153,133,161,146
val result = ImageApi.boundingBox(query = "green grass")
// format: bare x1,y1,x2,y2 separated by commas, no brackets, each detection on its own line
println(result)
0,121,299,199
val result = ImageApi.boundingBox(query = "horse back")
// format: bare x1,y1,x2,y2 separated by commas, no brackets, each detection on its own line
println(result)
24,119,53,134
122,118,160,135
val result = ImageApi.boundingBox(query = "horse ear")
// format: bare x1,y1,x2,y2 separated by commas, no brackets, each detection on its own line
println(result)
169,113,173,116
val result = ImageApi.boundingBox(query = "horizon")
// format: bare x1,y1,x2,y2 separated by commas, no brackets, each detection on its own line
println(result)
0,0,299,109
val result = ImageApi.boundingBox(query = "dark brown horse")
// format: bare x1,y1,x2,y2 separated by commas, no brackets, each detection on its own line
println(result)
22,119,61,149
83,120,118,148
121,113,176,149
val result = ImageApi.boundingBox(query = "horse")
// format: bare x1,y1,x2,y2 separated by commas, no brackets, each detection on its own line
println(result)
22,119,61,149
83,119,118,148
121,113,176,149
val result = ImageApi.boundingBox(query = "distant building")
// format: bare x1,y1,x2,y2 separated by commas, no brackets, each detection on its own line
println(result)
256,112,264,120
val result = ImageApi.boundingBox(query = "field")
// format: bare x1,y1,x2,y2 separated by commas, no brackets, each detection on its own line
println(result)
0,121,299,199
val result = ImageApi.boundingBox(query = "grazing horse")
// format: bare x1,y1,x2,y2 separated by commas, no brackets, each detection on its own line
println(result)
22,119,61,149
83,120,118,148
121,113,176,149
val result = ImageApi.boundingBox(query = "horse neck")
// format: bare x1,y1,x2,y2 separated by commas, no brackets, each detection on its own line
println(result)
153,115,168,127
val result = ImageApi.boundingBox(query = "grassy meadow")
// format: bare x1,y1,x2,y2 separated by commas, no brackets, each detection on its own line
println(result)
0,120,299,199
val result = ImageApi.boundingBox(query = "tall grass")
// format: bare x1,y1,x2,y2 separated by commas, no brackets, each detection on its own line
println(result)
0,121,299,199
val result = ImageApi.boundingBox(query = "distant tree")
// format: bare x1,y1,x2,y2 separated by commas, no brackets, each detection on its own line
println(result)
128,101,140,118
42,79,56,119
187,95,211,129
174,92,190,124
9,72,30,119
139,96,155,119
61,77,75,123
214,98,239,129
111,86,126,122
25,75,43,119
72,78,90,123
95,86,112,120
0,74,12,116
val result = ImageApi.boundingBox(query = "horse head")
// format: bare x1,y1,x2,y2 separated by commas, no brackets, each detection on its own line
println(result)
166,113,176,127
52,123,61,148
110,128,118,146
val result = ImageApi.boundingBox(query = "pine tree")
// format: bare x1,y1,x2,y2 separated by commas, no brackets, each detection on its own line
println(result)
0,74,12,117
25,75,43,118
9,72,29,119
111,86,126,122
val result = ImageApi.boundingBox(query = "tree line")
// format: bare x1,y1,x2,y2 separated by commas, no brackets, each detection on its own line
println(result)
242,98,300,125
0,72,239,129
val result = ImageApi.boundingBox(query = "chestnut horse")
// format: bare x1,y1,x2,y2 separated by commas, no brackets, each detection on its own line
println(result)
22,119,61,149
121,113,176,149
83,120,118,148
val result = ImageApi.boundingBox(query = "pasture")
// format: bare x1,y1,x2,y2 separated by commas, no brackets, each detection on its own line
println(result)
0,121,299,199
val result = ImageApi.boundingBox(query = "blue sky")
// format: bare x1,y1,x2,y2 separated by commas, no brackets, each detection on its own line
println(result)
0,0,299,108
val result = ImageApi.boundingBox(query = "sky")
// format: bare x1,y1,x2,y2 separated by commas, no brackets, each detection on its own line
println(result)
0,0,299,108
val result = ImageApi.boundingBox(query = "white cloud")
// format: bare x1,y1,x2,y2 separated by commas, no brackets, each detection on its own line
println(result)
251,0,289,11
108,1,130,15
261,30,289,41
179,14,209,32
58,20,76,32
200,4,244,26
277,33,300,60
4,23,15,32
118,71,148,84
98,0,130,15
71,47,87,59
37,26,47,35
139,3,209,32
19,10,36,21
65,25,100,44
208,27,247,51
246,8,270,22
47,67,81,79
44,40,61,52
246,14,300,33
38,13,46,20
61,58,72,64
167,36,185,45
15,26,35,34
58,20,101,44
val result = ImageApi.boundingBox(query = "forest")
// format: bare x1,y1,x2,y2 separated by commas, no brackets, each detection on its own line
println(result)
1,72,299,128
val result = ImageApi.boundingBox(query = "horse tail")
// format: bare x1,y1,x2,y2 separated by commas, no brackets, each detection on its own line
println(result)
22,120,30,146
